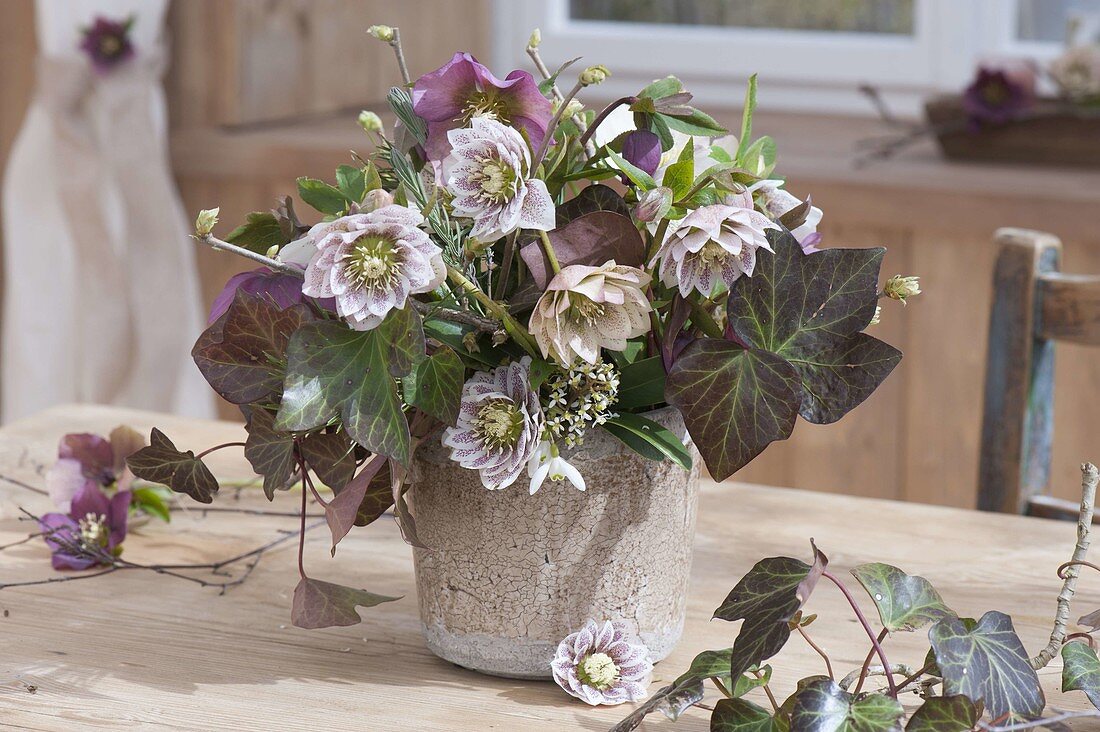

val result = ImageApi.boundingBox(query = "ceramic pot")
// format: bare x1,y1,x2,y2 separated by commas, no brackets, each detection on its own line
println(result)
409,406,700,679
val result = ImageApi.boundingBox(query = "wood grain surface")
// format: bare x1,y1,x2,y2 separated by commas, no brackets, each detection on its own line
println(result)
0,405,1096,729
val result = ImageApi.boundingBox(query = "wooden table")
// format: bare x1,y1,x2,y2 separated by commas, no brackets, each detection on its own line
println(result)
0,405,1096,730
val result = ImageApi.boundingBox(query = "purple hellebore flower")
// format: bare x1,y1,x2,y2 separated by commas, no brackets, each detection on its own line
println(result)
963,67,1033,126
40,483,131,571
79,16,136,74
412,52,553,160
208,268,316,324
45,427,146,511
621,130,661,176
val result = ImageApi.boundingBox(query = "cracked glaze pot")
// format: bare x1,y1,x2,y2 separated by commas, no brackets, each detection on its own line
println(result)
410,406,701,679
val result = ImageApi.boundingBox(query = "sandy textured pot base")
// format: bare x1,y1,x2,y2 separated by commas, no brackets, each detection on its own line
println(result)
411,407,700,679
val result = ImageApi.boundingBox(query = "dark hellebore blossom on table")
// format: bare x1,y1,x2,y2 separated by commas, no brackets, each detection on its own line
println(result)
45,427,144,511
963,65,1035,126
79,15,136,74
40,483,131,570
412,52,553,160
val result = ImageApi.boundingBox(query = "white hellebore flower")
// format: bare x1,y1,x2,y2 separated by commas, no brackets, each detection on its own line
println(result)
443,357,545,490
441,115,555,241
749,179,823,253
527,441,585,494
300,205,446,330
651,192,778,297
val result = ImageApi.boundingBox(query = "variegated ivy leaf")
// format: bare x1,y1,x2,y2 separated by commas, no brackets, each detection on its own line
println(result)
290,577,399,629
928,611,1045,720
1061,641,1100,710
788,677,904,732
850,563,952,632
276,309,424,465
713,543,827,679
905,696,982,732
710,698,782,732
401,346,465,427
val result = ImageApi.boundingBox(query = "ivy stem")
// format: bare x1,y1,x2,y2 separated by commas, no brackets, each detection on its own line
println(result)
194,233,302,276
822,569,898,697
578,95,637,148
532,79,585,169
853,628,888,695
195,442,247,460
752,668,779,712
710,677,731,698
297,449,308,579
446,265,539,356
796,625,834,680
537,229,561,275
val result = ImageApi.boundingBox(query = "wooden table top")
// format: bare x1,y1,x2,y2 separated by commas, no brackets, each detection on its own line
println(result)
0,405,1096,730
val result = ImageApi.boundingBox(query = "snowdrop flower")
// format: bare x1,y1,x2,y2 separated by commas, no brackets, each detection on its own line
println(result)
552,619,652,706
300,205,446,331
527,441,585,494
651,192,777,297
443,357,545,490
441,116,555,241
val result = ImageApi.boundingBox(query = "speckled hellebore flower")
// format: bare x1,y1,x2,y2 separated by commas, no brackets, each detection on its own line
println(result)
529,262,652,367
652,192,778,297
750,180,824,253
443,357,545,490
412,52,553,161
552,619,652,706
40,483,131,571
441,116,555,241
300,205,446,331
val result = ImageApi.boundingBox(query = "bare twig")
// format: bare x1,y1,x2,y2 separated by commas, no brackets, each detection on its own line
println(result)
410,299,499,333
533,79,585,169
840,664,916,694
389,27,411,87
194,233,302,276
0,473,48,496
980,709,1100,731
1030,462,1098,670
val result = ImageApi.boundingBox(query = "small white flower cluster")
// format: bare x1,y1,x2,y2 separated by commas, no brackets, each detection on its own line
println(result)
544,361,620,448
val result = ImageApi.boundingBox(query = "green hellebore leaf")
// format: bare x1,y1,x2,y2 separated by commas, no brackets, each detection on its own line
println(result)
243,408,297,499
904,695,982,732
639,75,684,100
605,147,657,190
788,678,904,732
616,356,667,410
601,412,692,470
402,346,465,427
665,339,801,481
1062,641,1100,710
276,309,424,465
192,290,313,405
224,211,288,254
335,164,366,203
130,486,171,523
735,74,758,165
290,577,400,629
928,611,1045,721
127,428,219,504
659,108,727,136
711,698,782,732
850,563,952,632
296,176,351,216
727,228,901,426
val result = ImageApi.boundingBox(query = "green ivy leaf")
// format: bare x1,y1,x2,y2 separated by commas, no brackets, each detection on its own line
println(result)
665,339,801,481
787,678,903,731
929,611,1045,720
296,176,350,216
904,695,981,732
713,550,824,678
711,698,781,732
192,290,313,405
616,356,666,410
224,211,288,254
335,164,366,203
850,563,952,632
243,408,297,499
727,228,901,425
290,577,399,629
127,429,219,504
276,309,424,464
402,347,465,427
1062,641,1100,710
601,412,692,470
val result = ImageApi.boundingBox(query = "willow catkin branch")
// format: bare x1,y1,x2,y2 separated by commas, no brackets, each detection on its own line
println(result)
1029,461,1099,670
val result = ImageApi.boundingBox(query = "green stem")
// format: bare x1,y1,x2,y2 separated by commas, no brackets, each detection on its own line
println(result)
674,173,716,207
686,297,723,339
646,218,671,262
537,229,561,274
446,265,539,356
578,95,637,148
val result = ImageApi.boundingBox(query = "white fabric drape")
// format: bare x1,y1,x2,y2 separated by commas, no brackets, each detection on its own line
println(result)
1,0,214,423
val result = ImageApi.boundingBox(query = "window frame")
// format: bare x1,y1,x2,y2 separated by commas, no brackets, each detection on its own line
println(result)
492,0,1063,116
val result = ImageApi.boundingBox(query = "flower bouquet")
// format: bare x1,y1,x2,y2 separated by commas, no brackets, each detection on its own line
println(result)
131,25,912,679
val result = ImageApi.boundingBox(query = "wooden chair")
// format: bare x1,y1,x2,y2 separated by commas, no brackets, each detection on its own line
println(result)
979,228,1100,518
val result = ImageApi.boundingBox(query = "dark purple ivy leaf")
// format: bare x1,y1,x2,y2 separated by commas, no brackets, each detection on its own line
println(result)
243,409,297,500
553,184,632,226
324,455,387,554
290,577,400,629
1079,608,1100,631
712,554,815,679
126,428,218,504
299,431,357,492
519,211,646,291
665,339,801,481
193,289,314,405
905,696,982,732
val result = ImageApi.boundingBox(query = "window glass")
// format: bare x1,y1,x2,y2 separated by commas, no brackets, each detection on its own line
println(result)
1017,0,1100,42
